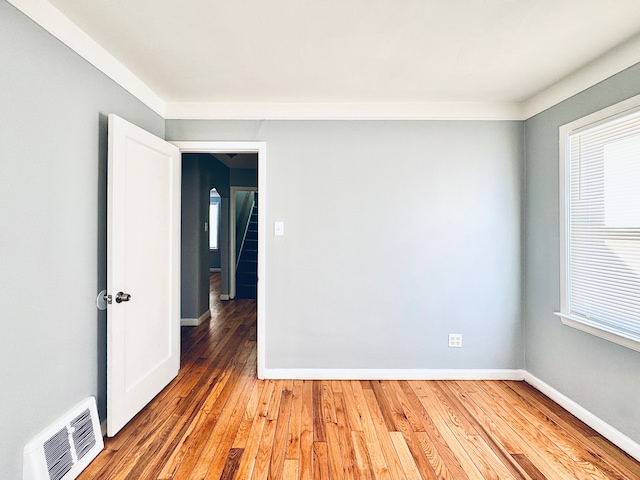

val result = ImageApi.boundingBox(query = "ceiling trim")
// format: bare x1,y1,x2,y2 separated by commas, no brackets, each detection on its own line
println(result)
9,0,640,122
164,101,524,121
522,32,640,119
7,0,165,117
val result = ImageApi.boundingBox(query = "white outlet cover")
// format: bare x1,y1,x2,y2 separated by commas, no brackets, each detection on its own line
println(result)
274,221,285,236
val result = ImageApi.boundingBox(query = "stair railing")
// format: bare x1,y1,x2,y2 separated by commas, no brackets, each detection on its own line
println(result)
236,192,253,257
236,196,256,270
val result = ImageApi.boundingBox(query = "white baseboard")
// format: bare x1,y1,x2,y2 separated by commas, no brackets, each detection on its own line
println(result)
96,360,640,462
181,310,211,327
524,372,640,462
260,367,640,461
261,368,525,381
220,294,230,301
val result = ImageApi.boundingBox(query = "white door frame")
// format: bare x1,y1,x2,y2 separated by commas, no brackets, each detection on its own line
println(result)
172,141,266,379
230,186,258,300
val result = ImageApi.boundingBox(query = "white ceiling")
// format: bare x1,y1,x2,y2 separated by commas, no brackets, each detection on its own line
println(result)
16,0,640,119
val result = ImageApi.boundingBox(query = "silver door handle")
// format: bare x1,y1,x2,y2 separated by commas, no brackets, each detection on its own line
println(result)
115,292,132,303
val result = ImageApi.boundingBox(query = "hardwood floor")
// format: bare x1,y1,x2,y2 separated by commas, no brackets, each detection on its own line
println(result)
80,274,640,479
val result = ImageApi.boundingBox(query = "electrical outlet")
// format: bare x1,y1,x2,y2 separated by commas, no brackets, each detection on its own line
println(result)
448,333,462,348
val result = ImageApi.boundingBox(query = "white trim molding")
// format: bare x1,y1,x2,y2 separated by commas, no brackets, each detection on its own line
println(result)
7,0,165,117
556,313,640,354
181,310,211,327
522,32,640,119
261,368,526,381
164,101,523,121
172,141,267,380
557,94,640,352
525,372,640,462
262,367,640,462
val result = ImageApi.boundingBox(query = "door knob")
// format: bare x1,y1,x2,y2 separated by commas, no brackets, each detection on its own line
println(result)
115,292,132,303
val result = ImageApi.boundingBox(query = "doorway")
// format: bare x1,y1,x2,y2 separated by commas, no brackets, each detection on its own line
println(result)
173,141,267,379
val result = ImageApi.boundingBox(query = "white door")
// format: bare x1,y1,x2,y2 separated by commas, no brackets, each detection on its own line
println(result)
106,114,181,436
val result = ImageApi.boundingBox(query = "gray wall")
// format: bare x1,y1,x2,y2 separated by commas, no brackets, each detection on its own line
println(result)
524,63,640,444
198,157,212,312
167,120,525,370
231,167,259,187
181,154,208,319
0,2,164,477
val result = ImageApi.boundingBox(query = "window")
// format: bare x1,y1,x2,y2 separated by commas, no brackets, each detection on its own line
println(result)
558,95,640,352
209,189,220,250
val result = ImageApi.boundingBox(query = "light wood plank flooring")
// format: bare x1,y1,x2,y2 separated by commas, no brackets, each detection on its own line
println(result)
80,274,640,479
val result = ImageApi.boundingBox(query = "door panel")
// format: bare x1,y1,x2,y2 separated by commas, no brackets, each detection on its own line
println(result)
107,114,181,437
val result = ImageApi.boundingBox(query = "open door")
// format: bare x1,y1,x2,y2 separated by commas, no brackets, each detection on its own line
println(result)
106,114,181,436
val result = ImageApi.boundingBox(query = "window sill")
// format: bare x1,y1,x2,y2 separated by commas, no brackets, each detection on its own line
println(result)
555,313,640,353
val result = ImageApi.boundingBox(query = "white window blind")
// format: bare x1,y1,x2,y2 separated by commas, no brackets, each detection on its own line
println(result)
559,103,640,349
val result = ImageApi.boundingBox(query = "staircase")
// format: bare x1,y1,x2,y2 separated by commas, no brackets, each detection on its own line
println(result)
236,200,258,299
